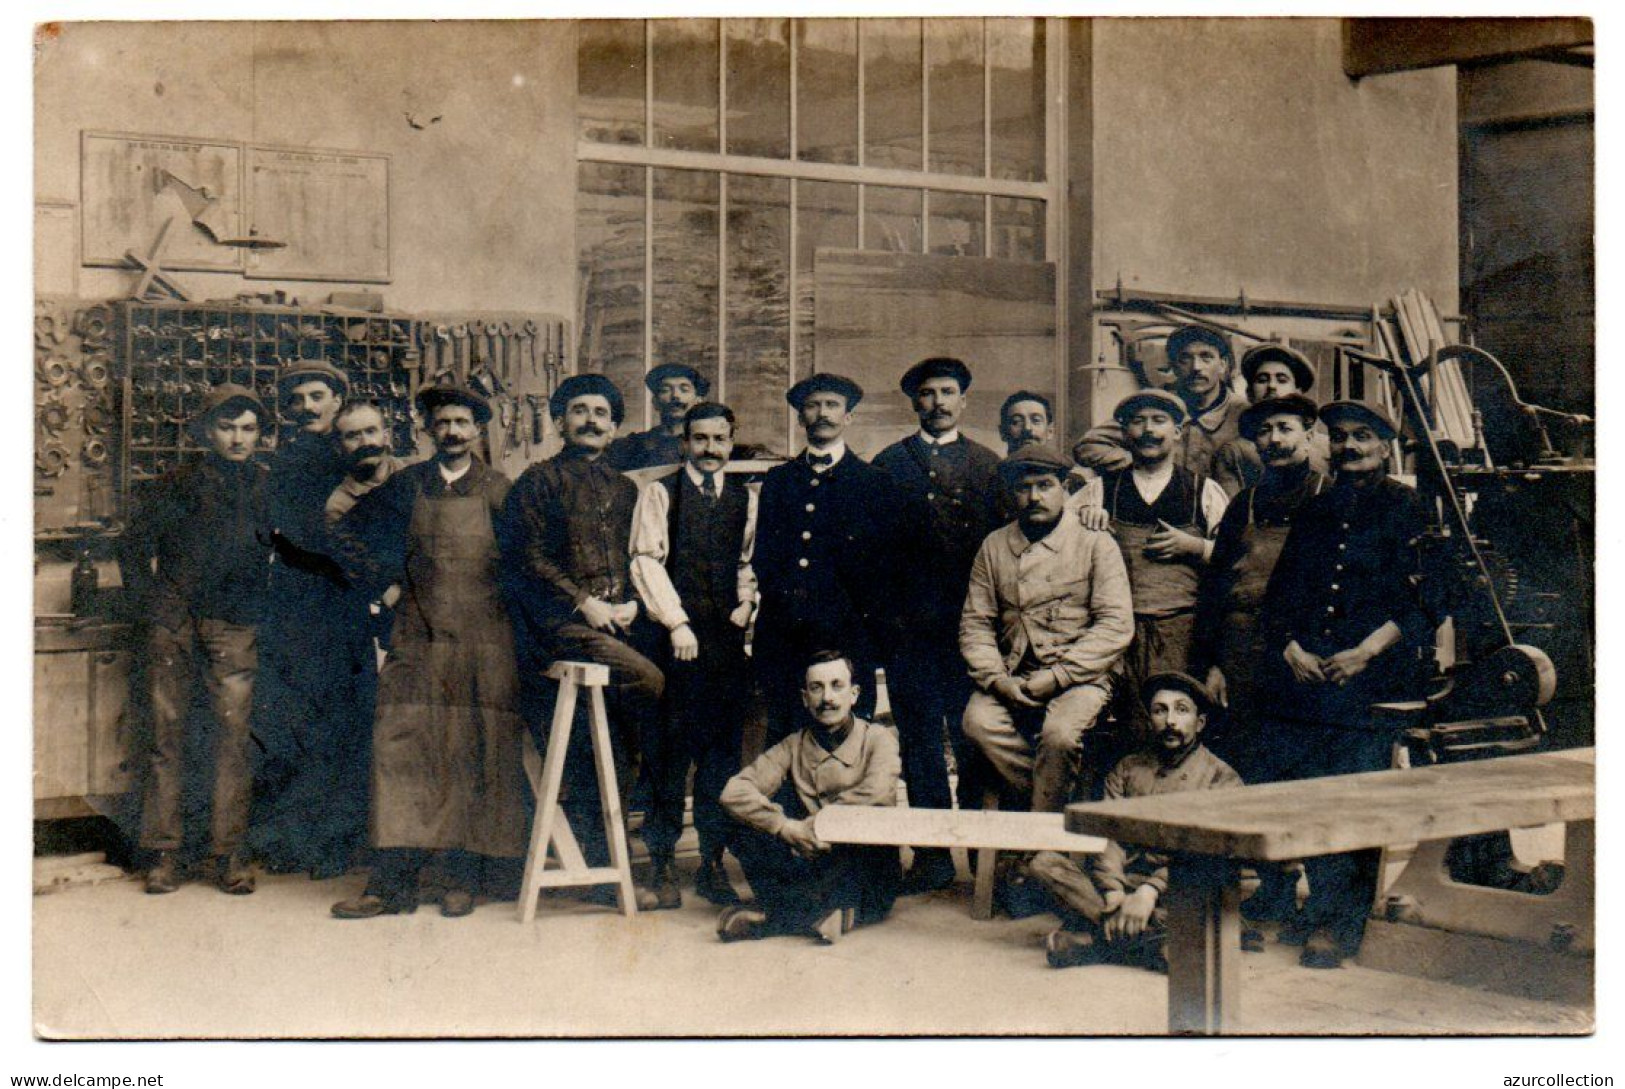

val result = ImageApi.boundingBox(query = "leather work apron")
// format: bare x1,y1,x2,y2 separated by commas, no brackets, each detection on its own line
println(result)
1214,477,1323,773
370,479,529,858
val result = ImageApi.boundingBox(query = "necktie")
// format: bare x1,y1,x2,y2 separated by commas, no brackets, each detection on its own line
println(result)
807,452,833,469
701,470,718,500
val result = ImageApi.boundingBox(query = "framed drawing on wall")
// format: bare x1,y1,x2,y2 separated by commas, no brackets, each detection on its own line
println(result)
79,131,246,273
244,145,391,283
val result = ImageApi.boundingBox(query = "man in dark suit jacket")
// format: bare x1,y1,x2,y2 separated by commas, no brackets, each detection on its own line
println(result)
753,373,900,747
872,357,1002,893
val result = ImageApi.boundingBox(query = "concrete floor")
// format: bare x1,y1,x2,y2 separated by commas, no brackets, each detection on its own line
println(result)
34,858,1591,1039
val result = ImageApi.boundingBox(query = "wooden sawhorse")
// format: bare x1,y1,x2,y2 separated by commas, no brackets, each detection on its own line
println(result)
517,661,640,922
1066,748,1594,1035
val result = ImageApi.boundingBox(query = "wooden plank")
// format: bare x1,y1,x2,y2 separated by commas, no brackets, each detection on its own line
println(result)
814,804,1107,854
1064,750,1593,861
1344,18,1592,80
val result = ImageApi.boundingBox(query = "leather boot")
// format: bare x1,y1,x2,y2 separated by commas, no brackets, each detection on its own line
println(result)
145,851,181,895
694,857,740,906
216,853,255,896
651,858,682,910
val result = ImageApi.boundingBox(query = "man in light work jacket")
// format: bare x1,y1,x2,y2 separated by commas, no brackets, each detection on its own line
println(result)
960,445,1134,814
872,357,1002,894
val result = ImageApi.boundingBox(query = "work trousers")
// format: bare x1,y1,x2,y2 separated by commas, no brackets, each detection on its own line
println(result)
1028,849,1169,947
962,682,1113,813
364,846,483,902
539,621,665,869
731,785,901,934
1252,719,1397,952
1122,611,1197,743
141,617,257,856
644,616,748,863
886,636,979,815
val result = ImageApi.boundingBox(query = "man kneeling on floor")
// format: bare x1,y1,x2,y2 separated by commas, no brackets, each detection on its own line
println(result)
716,650,902,944
1032,672,1242,970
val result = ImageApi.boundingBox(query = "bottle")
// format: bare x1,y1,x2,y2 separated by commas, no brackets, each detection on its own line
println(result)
70,547,99,618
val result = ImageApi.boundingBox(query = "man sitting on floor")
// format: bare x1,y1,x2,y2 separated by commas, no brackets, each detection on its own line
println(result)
716,650,902,945
1032,671,1242,971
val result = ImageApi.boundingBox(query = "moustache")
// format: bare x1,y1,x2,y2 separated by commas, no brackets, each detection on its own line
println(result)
574,424,607,436
348,443,389,464
1135,437,1164,448
928,409,951,419
815,703,840,713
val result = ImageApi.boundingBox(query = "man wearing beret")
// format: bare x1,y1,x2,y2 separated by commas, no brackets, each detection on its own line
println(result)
118,384,273,895
1210,344,1330,496
1074,324,1249,479
331,384,529,918
960,445,1133,815
501,373,663,908
1258,400,1433,968
605,362,708,472
872,357,1003,894
1079,390,1229,739
251,358,377,879
1034,672,1242,970
753,373,900,746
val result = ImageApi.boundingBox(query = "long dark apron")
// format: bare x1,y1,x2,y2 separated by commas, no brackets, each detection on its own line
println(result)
370,480,528,858
1211,477,1322,779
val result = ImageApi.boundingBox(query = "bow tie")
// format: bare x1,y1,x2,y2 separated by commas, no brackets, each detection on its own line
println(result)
807,452,834,468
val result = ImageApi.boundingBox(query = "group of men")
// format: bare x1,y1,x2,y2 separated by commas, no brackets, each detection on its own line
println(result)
119,322,1432,971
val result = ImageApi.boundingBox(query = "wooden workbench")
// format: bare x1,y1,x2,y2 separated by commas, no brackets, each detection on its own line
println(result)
1065,748,1594,1035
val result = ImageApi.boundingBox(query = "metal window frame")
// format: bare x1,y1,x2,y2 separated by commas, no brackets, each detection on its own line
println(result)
579,16,1067,447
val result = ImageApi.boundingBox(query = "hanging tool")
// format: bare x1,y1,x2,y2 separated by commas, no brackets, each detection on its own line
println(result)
497,321,516,385
522,320,540,379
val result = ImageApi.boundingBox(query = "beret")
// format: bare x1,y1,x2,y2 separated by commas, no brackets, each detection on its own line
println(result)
786,372,864,411
1239,392,1319,441
551,373,627,425
192,382,269,437
1240,344,1316,392
1113,388,1188,426
899,357,972,398
645,363,711,396
276,359,350,395
1165,325,1233,362
1141,671,1213,715
416,382,493,425
1320,399,1398,442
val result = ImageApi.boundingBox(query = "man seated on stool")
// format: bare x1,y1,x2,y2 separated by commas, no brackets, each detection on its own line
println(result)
716,650,902,944
1034,672,1242,970
960,444,1133,814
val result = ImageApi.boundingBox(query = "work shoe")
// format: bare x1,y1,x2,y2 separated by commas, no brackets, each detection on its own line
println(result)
579,884,660,911
1045,929,1101,969
1276,909,1316,947
1241,926,1267,953
651,859,682,911
1299,931,1345,969
810,907,855,945
331,893,418,919
145,851,181,895
900,850,957,896
694,859,740,906
440,889,475,918
217,854,256,896
717,905,769,943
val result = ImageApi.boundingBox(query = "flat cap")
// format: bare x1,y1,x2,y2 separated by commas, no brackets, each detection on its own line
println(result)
1239,392,1319,441
1141,671,1213,715
550,373,626,425
1113,388,1188,426
1241,344,1316,392
997,443,1073,481
1320,399,1398,442
276,358,350,395
1165,324,1233,362
900,357,972,398
787,372,864,411
417,382,492,425
191,382,269,436
645,362,711,396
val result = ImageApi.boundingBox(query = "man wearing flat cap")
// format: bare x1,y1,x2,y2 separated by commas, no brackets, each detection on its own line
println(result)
1211,344,1330,496
118,384,273,896
754,372,900,745
330,383,529,919
871,357,1003,893
1074,324,1249,480
605,362,709,472
251,357,375,879
1257,399,1433,968
1079,390,1229,740
502,372,663,908
1033,672,1242,970
960,445,1133,818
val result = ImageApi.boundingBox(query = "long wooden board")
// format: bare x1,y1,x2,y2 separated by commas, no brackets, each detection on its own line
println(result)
814,804,1106,853
1064,749,1593,861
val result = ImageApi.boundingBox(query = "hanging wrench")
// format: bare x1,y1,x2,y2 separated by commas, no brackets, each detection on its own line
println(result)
497,321,516,385
449,322,469,382
522,319,540,379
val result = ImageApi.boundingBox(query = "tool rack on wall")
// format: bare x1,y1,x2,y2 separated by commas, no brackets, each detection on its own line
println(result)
118,301,422,510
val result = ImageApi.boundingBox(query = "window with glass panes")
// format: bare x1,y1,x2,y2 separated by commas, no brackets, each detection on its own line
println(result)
576,18,1060,453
